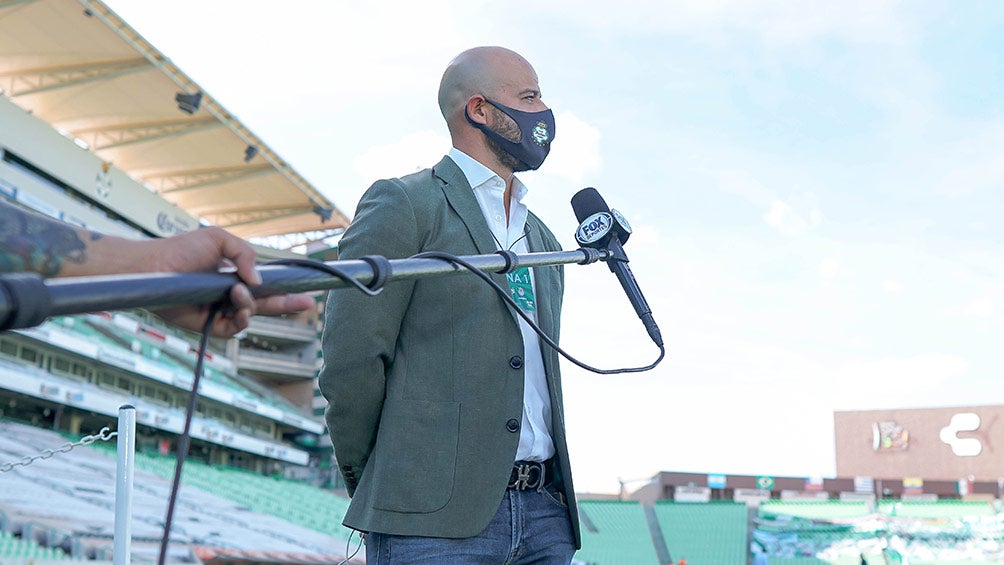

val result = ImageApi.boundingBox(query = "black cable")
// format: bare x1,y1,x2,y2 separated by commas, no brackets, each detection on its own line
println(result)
263,258,386,296
411,251,665,374
154,262,389,564
274,251,663,373
158,305,221,565
337,530,365,565
153,245,659,563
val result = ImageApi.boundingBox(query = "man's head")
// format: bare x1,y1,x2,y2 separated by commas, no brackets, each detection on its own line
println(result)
438,47,554,175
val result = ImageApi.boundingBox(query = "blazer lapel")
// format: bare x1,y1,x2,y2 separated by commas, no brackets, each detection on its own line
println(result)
433,157,520,328
434,157,497,256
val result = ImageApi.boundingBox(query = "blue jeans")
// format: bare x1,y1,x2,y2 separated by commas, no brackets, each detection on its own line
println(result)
364,486,575,564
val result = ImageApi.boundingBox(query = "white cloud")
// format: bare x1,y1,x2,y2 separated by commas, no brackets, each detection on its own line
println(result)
706,168,825,235
945,299,996,320
352,130,451,184
539,111,602,183
544,0,911,47
764,199,820,235
935,125,1004,196
883,279,904,293
830,354,971,409
818,258,841,279
710,169,774,204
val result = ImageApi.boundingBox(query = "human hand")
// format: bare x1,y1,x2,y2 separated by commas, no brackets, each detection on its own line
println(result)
153,286,315,338
141,227,315,337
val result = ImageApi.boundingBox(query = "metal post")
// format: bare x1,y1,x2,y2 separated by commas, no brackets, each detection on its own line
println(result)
114,404,136,565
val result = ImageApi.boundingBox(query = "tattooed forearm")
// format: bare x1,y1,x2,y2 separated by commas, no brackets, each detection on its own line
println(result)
0,200,88,277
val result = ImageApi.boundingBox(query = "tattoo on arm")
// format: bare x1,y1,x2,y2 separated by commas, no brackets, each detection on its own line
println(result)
0,202,88,277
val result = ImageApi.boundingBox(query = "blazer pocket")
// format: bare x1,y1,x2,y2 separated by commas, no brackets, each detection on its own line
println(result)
370,398,460,513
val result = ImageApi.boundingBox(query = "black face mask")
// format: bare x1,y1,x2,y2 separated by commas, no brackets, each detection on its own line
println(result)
466,98,556,171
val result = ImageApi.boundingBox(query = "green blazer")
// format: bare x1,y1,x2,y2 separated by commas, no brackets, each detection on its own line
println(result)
319,157,580,547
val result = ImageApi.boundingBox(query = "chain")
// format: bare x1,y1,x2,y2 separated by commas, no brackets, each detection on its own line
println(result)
0,427,118,473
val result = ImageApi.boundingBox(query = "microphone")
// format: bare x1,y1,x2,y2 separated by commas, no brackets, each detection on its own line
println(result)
571,188,663,347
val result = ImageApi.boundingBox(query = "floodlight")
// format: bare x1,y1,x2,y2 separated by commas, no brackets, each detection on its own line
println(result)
244,145,259,163
313,206,333,222
175,91,202,114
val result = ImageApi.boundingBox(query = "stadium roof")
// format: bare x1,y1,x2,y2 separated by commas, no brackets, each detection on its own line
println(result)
0,0,349,240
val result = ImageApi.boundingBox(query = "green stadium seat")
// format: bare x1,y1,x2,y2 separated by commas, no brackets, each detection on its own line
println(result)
655,501,748,565
576,500,661,564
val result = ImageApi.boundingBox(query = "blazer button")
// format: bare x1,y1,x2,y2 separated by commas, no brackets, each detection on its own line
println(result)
506,418,520,433
509,356,523,369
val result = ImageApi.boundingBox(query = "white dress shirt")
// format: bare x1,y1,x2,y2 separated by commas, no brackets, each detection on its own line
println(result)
447,148,555,463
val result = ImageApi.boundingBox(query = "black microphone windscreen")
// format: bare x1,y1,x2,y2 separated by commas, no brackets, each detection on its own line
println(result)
571,187,610,223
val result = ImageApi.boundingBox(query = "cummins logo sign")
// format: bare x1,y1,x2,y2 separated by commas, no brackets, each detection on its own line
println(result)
939,413,982,457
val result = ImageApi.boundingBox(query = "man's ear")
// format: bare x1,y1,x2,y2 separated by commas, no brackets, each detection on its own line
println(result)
466,95,489,125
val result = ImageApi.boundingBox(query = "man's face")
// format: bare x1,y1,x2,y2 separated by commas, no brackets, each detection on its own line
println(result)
482,61,549,172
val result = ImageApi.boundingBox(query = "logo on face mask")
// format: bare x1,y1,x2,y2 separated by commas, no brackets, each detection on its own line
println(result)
531,121,549,146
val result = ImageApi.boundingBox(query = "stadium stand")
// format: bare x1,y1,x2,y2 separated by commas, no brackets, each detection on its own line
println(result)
575,500,661,564
878,500,997,519
0,529,76,561
87,443,356,541
655,501,749,565
0,419,358,562
760,500,873,520
755,497,1004,564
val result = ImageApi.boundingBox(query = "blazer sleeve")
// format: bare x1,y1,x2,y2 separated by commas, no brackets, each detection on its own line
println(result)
318,179,421,496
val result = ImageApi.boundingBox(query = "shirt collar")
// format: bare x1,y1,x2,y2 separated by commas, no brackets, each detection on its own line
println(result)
447,148,529,203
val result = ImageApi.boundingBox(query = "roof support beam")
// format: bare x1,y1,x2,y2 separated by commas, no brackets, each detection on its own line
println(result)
249,228,345,251
189,202,313,216
144,164,275,194
0,0,39,10
71,117,222,150
206,207,311,228
1,58,150,96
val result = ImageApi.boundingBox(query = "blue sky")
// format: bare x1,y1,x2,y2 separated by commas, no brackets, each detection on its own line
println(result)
104,0,1004,493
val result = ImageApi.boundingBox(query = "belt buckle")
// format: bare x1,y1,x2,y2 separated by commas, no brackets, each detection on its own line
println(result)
510,462,542,491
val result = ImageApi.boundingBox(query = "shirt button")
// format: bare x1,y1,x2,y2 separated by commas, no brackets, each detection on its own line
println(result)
506,419,520,433
509,356,523,369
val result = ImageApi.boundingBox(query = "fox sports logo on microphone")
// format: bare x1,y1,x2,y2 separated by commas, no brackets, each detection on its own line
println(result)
576,212,613,245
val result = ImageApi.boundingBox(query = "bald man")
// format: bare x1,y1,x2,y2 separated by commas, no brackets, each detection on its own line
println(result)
319,46,580,563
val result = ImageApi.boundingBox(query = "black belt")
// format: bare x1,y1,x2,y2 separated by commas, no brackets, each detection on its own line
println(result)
508,459,555,491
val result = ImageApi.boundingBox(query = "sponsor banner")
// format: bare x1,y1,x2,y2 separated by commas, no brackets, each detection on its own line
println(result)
839,491,876,502
674,486,711,503
805,476,825,492
901,493,937,502
707,473,727,489
16,190,60,218
854,476,874,493
872,420,910,451
781,490,829,501
958,478,974,496
836,407,1004,481
734,488,772,505
0,358,309,465
0,177,17,198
